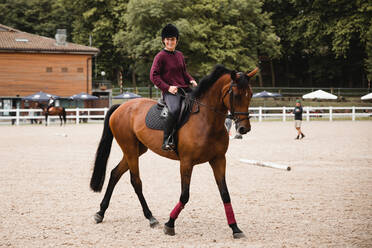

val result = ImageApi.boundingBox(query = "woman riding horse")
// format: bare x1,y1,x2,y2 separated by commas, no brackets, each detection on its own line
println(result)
90,42,258,239
150,24,198,150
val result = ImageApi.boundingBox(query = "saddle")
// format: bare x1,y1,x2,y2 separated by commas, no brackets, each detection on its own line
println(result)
145,93,197,149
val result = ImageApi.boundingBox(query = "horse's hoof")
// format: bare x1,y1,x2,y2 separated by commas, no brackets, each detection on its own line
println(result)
163,225,175,236
233,232,246,239
94,213,103,224
149,217,159,228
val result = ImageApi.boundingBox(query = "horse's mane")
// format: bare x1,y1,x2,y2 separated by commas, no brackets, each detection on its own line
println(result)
191,65,231,99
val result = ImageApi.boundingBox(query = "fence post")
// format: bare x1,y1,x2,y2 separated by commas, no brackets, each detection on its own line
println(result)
259,107,262,122
16,108,20,126
104,107,108,118
306,106,310,122
282,106,286,122
329,106,333,121
76,108,79,125
352,106,355,121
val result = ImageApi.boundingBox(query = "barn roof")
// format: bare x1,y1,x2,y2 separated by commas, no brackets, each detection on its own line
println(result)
0,24,99,55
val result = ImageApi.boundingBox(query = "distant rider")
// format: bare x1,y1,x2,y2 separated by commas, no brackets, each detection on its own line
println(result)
47,96,55,113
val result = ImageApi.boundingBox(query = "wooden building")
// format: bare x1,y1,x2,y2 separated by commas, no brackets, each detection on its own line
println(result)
0,24,100,110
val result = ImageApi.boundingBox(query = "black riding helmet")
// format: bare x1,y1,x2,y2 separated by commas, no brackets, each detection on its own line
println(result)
161,24,179,40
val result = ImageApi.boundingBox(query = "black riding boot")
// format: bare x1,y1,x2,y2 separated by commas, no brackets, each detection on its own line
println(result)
162,114,176,151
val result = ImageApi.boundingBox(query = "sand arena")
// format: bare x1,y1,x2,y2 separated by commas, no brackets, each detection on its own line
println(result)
1,121,371,247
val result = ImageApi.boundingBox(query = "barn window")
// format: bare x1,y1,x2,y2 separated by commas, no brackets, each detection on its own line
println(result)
77,67,84,73
46,67,52,72
61,67,68,73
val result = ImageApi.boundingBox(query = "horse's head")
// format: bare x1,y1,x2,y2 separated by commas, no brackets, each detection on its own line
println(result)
222,67,258,134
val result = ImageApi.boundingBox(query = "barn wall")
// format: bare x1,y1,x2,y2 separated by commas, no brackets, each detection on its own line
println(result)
0,53,92,97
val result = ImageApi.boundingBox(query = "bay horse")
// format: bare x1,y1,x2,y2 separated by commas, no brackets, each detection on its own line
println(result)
37,102,66,126
90,65,258,238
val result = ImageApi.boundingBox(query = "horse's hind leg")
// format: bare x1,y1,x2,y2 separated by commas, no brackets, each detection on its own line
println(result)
94,158,129,223
59,115,62,126
209,156,245,239
127,144,159,227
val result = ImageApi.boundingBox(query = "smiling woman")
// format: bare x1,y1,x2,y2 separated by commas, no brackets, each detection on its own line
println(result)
150,24,197,150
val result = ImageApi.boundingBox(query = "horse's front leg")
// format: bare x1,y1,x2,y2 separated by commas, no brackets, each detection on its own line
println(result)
164,160,193,236
209,156,245,239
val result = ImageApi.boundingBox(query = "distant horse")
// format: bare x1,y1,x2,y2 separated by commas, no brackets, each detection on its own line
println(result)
90,65,258,238
37,103,66,126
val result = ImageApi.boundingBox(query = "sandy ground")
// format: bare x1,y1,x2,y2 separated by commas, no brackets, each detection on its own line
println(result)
0,121,371,248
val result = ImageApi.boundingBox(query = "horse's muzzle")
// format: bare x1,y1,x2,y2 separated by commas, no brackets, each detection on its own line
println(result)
237,126,250,134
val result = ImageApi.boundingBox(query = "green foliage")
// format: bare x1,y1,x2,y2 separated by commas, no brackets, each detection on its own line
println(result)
0,0,73,38
117,0,280,81
1,0,370,87
263,0,372,87
365,20,372,81
63,0,129,80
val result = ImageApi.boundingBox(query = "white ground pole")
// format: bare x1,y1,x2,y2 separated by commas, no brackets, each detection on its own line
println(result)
239,159,291,171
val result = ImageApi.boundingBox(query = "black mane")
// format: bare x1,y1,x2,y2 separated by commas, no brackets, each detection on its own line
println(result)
191,65,231,99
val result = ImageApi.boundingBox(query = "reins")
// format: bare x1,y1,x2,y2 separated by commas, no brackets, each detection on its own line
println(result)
177,80,251,122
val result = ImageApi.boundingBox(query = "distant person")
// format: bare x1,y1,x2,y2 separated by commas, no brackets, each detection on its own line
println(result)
47,96,55,113
224,114,243,139
10,105,16,125
293,99,305,139
27,106,37,124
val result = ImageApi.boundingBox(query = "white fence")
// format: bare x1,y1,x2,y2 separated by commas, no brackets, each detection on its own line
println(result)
1,106,371,125
249,106,372,122
0,108,108,126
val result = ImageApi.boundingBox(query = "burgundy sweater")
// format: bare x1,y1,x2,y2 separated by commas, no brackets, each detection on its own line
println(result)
150,49,194,93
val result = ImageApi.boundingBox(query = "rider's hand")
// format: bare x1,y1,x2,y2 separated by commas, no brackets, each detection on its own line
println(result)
190,80,198,87
168,86,178,94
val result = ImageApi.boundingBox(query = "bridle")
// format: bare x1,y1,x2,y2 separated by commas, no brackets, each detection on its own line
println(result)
222,79,251,124
177,74,252,122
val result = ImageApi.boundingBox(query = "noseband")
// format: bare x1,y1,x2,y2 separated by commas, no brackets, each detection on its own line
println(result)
223,81,251,124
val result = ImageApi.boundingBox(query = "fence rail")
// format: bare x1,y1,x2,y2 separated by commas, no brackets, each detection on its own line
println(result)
113,86,372,98
1,106,371,125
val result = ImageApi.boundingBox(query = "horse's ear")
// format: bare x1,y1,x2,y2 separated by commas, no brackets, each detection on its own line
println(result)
230,70,237,80
246,67,259,78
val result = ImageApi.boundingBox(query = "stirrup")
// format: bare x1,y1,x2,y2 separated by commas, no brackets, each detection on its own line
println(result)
162,136,175,151
162,142,175,151
162,143,171,151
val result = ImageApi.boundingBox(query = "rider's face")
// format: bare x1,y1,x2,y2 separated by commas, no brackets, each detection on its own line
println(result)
163,37,177,51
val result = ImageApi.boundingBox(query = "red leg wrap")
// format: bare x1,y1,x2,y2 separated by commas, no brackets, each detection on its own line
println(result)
224,203,237,225
170,201,184,219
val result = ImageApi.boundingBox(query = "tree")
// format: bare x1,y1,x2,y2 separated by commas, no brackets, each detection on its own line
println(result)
115,0,281,85
63,0,129,83
365,20,372,85
263,0,372,87
0,0,73,38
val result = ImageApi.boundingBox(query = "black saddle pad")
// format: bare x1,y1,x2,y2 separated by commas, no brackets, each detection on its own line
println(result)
145,104,166,130
145,97,196,131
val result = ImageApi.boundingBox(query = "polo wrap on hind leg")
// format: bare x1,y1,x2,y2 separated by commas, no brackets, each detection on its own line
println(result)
224,203,237,225
170,201,184,219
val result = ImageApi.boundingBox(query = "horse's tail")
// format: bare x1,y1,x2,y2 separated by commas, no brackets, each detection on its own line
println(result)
90,104,120,192
62,108,66,124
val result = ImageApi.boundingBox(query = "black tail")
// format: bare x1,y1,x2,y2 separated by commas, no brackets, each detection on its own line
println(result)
62,108,66,124
90,104,120,192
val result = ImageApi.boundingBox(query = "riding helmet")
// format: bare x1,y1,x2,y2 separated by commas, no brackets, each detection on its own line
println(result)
161,24,179,40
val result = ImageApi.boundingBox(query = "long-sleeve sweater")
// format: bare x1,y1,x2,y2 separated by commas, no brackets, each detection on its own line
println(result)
150,49,194,93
